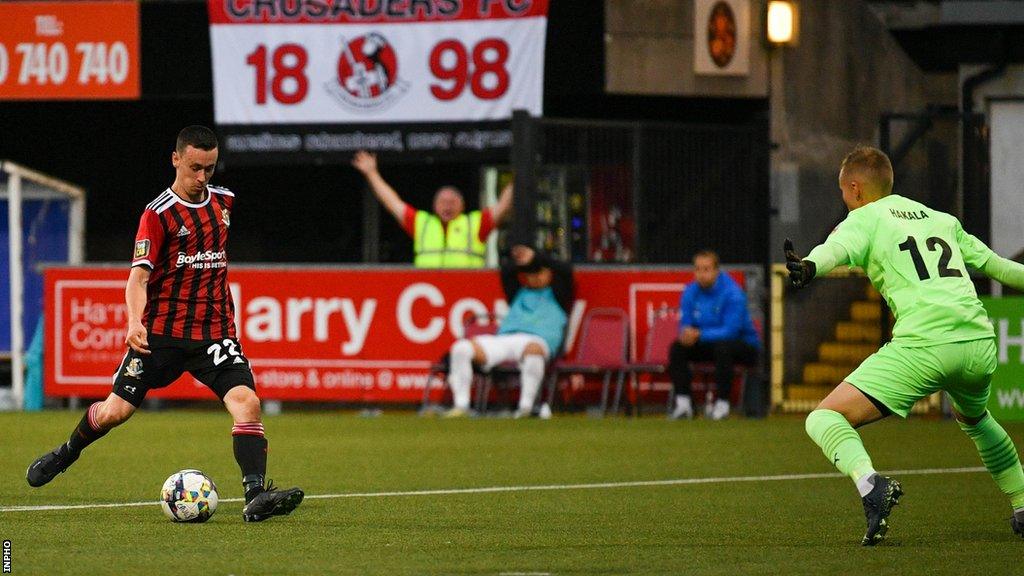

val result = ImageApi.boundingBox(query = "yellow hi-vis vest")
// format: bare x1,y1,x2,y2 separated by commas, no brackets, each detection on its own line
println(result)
413,210,487,268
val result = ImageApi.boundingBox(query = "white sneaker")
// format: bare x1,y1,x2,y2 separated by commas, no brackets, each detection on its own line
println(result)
538,403,553,420
709,398,730,421
669,395,693,420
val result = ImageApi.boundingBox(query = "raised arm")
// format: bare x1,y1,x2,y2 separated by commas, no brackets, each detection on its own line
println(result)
351,150,407,223
957,221,1024,291
491,181,514,226
981,257,1024,290
532,250,574,313
500,252,521,301
784,208,872,289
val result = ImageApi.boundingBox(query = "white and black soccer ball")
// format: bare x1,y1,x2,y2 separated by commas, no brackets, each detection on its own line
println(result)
160,469,219,523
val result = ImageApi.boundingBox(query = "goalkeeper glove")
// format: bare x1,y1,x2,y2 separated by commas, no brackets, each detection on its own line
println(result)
784,239,816,289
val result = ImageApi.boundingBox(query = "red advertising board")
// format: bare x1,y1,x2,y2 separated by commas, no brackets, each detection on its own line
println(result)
45,266,746,403
0,2,140,100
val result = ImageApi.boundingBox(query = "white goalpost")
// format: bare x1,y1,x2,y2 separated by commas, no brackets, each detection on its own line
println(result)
1,161,86,410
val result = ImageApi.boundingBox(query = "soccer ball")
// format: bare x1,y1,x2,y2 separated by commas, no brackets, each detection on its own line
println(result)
160,469,219,523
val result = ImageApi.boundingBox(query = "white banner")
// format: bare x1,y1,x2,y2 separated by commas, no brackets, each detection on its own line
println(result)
208,1,547,125
990,100,1024,260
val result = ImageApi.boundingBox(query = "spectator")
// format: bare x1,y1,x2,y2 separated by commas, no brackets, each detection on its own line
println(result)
446,245,573,418
351,150,513,267
669,250,760,420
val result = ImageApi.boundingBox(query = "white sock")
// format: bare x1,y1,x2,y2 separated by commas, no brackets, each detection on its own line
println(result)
855,472,877,497
674,394,692,413
518,354,545,412
448,340,475,410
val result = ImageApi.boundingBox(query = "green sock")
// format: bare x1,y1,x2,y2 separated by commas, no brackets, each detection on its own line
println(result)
806,409,876,482
959,413,1024,509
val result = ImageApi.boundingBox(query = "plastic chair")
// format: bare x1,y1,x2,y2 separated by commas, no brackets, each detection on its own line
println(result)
622,314,678,412
419,315,498,413
553,307,629,416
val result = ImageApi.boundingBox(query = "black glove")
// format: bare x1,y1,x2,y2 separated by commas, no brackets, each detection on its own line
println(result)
784,239,816,289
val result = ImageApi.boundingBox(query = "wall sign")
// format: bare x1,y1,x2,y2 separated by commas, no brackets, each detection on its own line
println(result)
0,1,139,100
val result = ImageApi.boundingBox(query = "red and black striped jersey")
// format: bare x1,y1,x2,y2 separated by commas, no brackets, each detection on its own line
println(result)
131,185,236,340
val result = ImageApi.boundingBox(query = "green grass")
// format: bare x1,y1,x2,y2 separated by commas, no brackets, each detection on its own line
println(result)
1,410,1021,575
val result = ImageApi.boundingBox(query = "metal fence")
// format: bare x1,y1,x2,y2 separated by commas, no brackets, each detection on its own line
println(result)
511,113,770,265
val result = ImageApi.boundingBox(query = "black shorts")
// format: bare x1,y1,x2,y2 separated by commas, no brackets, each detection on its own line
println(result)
112,333,255,407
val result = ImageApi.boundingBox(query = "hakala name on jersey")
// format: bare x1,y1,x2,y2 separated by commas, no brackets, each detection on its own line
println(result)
889,208,929,221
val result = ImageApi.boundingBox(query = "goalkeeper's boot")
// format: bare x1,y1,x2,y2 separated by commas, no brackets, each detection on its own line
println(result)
26,443,80,488
861,474,903,546
242,479,304,522
1012,509,1024,539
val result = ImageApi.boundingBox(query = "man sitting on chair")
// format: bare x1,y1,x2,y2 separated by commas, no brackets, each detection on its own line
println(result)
446,245,574,418
669,250,760,421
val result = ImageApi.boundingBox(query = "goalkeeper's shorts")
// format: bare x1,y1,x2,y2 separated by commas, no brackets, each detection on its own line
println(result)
845,337,996,418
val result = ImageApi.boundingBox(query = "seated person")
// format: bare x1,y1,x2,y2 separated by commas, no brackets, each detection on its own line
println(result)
669,250,760,420
446,245,573,417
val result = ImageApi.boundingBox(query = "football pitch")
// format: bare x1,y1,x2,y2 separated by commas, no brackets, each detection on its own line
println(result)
1,411,1020,575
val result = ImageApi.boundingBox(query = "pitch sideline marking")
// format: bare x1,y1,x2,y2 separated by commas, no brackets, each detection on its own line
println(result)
0,466,986,513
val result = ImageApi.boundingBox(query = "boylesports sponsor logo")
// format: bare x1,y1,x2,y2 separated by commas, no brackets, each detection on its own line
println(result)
176,250,227,269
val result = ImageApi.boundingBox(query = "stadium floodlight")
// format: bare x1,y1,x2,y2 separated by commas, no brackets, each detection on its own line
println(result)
767,1,799,46
1,161,85,410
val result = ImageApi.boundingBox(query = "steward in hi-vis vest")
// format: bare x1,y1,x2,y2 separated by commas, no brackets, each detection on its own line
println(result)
413,210,488,268
350,150,513,268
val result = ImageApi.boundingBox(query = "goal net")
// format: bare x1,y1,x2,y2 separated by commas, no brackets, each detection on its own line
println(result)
1,161,85,409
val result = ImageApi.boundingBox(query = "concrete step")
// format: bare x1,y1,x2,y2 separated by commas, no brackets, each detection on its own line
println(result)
802,362,857,385
835,321,880,343
818,342,878,364
865,285,881,301
786,384,833,401
850,301,882,322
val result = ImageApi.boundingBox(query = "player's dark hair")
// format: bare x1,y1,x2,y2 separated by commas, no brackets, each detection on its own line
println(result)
176,125,218,153
841,146,893,195
694,249,720,267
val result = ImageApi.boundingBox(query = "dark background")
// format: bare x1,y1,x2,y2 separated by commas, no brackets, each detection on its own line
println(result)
0,1,768,264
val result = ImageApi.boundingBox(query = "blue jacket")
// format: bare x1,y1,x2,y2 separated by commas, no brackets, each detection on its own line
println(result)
679,272,760,348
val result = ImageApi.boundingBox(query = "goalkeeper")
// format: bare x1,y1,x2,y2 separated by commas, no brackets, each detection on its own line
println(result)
785,146,1024,546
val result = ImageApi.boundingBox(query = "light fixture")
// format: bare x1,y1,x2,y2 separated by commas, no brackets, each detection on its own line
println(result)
767,0,798,46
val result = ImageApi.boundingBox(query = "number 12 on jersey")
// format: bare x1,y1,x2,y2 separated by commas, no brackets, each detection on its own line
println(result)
898,235,964,280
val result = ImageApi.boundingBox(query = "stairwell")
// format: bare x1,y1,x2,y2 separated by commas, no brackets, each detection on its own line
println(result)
786,284,883,403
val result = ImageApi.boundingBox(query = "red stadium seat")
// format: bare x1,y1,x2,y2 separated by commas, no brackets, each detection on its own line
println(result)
553,307,629,416
622,314,678,412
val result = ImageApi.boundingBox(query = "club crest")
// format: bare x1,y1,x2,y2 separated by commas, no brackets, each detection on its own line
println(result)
124,358,144,378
